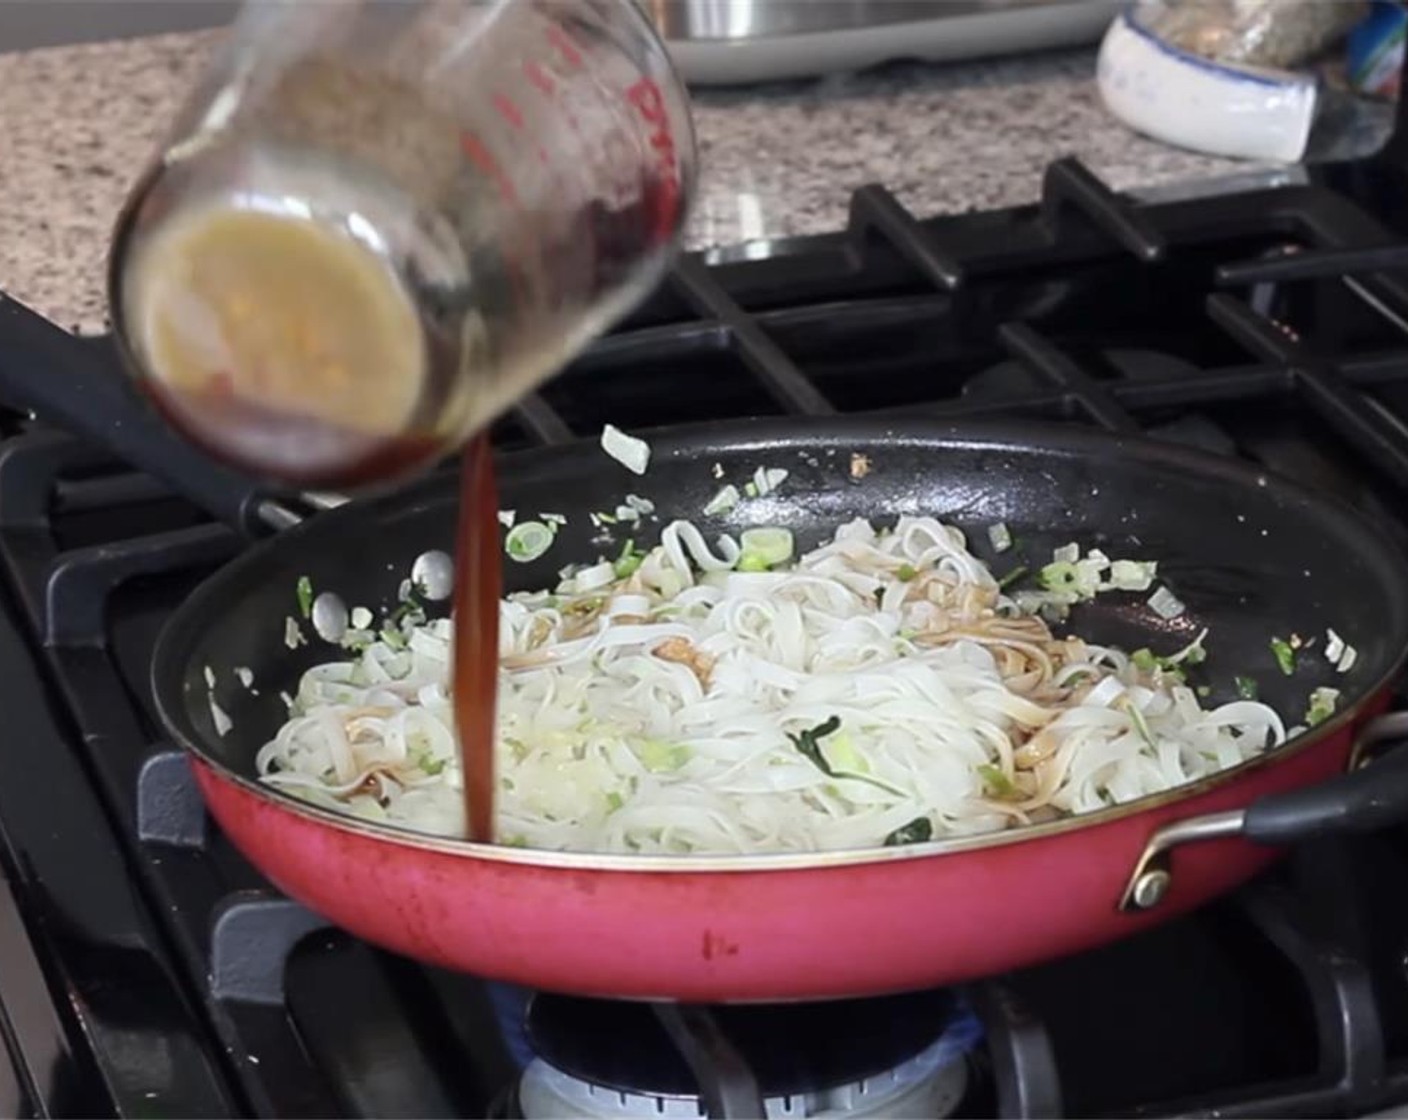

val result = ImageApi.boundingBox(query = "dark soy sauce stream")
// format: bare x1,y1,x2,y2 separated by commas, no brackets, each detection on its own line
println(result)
452,432,501,843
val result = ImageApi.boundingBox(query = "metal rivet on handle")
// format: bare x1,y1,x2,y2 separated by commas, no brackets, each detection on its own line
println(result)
1130,869,1171,910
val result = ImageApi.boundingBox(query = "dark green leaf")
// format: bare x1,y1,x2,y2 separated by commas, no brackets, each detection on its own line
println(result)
788,716,843,776
883,816,933,846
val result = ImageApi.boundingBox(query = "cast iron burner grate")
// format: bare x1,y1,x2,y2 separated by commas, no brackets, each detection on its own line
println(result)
6,107,1408,1120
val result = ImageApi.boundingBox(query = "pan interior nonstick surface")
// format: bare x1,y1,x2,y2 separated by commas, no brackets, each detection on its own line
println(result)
155,419,1408,815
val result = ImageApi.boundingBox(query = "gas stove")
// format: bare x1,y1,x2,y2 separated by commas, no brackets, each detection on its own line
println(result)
7,93,1408,1120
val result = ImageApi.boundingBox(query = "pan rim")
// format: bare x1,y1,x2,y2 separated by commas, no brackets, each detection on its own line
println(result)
155,415,1408,873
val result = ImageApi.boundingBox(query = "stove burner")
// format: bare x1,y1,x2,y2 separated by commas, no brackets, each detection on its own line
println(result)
515,990,978,1119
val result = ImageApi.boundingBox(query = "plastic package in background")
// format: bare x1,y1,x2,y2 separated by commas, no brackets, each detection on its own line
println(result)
1133,0,1367,69
1097,11,1320,162
1348,2,1407,100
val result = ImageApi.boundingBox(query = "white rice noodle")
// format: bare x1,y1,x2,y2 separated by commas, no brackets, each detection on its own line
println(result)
256,516,1287,855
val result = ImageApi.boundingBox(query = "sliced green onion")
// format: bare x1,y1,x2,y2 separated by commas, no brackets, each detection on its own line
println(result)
976,763,1018,799
295,575,314,619
614,540,644,579
1270,636,1296,676
505,521,555,564
1235,675,1259,700
1039,560,1078,591
824,731,867,774
1122,697,1155,747
639,741,691,772
1134,628,1207,675
896,563,917,581
1305,686,1340,727
1131,648,1159,672
379,626,407,651
738,527,794,570
987,522,1013,553
997,565,1028,590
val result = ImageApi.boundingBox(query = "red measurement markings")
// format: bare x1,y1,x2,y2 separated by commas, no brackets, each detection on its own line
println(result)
458,131,520,205
457,130,529,309
545,23,583,69
624,78,681,242
523,60,556,95
493,92,525,131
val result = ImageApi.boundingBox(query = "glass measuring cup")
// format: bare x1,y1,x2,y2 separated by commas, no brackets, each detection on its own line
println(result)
108,0,696,491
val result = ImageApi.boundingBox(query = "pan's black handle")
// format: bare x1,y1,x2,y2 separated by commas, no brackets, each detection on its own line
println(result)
0,296,299,535
1243,712,1408,844
1119,711,1408,912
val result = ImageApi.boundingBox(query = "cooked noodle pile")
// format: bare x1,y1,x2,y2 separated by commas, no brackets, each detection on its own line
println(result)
256,517,1285,853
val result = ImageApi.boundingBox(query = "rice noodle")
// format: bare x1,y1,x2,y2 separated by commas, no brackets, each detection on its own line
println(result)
256,517,1286,854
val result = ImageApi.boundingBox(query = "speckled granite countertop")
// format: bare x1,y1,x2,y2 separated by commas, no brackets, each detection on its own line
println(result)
0,29,1247,334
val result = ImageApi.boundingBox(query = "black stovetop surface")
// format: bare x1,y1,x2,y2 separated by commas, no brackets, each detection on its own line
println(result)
6,100,1408,1120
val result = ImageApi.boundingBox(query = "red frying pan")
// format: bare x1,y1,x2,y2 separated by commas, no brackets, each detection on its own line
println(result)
151,417,1408,1001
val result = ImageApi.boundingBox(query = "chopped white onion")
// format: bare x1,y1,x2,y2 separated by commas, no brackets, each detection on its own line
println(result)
284,618,306,649
601,424,651,475
209,696,232,737
703,484,740,516
1147,585,1186,620
752,467,789,497
1110,559,1157,591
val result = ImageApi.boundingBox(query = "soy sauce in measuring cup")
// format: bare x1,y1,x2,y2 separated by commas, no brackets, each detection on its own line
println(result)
109,0,696,842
